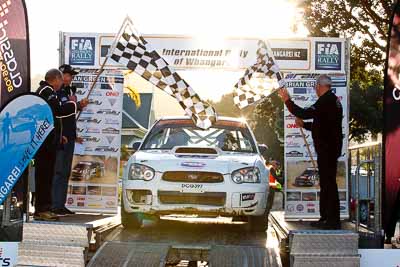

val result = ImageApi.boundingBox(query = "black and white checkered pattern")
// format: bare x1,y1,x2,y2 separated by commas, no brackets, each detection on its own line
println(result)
233,40,286,109
109,19,217,129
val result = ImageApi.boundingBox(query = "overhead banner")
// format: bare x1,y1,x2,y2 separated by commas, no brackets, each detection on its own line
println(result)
0,0,30,106
284,73,349,220
383,0,400,238
66,69,123,213
0,94,54,204
61,33,346,73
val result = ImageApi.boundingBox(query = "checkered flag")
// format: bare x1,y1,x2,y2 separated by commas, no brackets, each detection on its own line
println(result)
108,18,217,129
233,40,286,109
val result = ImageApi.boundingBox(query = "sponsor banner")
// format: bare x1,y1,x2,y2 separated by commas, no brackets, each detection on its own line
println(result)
284,74,349,220
62,33,346,72
383,1,400,238
313,39,344,72
0,0,30,106
66,69,123,214
0,242,18,266
0,94,54,204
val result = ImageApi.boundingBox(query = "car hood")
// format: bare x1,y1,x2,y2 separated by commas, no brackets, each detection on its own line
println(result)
130,150,259,174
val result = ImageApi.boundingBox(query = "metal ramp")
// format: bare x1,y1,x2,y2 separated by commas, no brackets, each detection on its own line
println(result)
209,245,281,267
17,222,88,267
88,241,170,267
88,242,282,267
289,230,360,267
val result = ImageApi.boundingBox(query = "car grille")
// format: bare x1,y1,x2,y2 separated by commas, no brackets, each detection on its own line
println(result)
158,191,226,206
162,171,224,183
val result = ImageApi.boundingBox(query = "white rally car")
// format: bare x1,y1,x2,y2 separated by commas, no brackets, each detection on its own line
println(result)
122,117,270,231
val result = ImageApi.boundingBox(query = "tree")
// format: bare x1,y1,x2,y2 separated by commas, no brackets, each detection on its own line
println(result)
299,0,394,141
301,0,393,68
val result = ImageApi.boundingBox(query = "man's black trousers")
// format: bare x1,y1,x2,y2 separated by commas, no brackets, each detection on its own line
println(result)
34,144,56,213
317,153,340,224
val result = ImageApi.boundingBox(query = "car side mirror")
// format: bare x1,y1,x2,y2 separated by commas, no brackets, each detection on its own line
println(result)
258,144,268,155
132,141,141,151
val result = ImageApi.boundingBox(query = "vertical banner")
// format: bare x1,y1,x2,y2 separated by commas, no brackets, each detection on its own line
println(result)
284,74,349,220
0,0,30,257
0,0,30,106
383,0,400,238
66,69,123,214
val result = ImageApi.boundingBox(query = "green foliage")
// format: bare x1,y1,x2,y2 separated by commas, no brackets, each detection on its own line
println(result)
301,0,393,68
120,145,131,161
349,71,383,142
300,0,394,141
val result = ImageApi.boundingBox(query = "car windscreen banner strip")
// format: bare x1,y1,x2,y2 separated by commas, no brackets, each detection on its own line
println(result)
383,0,400,239
66,69,123,214
0,0,30,106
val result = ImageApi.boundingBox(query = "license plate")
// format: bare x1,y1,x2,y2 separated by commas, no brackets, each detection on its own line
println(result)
181,183,204,193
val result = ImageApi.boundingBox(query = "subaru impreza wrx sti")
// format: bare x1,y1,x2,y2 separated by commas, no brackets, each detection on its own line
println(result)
122,117,270,231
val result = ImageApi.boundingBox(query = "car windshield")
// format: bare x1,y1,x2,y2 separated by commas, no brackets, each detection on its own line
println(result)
142,120,256,153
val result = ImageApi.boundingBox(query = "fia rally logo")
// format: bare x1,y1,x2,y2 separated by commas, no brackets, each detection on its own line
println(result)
69,37,95,65
315,42,341,71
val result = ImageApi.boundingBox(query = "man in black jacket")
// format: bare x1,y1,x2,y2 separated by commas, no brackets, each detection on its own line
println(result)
279,74,343,229
35,69,77,221
51,65,88,215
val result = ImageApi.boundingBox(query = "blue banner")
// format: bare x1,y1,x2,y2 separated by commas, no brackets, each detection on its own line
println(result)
0,94,54,204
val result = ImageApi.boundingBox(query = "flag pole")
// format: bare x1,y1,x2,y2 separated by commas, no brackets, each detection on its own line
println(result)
299,127,318,171
76,17,130,119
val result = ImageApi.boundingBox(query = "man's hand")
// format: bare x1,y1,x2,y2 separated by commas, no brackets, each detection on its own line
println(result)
295,117,304,128
278,88,290,102
62,136,68,144
68,95,77,102
76,136,84,144
79,98,89,109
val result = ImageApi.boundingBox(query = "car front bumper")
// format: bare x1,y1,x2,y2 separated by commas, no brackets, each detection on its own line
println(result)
122,177,268,217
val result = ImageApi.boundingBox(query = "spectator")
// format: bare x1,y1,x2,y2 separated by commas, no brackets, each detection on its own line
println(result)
51,65,88,215
265,160,282,214
34,69,76,221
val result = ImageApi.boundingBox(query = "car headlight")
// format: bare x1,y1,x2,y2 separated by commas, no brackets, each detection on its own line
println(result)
231,167,260,184
128,163,155,181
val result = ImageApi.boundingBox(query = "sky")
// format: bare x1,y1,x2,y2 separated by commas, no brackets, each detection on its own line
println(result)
25,0,308,100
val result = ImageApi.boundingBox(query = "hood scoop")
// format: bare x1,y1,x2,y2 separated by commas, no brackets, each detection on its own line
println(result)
173,147,219,158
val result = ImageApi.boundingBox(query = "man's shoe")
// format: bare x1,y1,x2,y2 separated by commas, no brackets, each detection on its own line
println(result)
34,211,59,221
310,219,326,227
52,208,68,216
62,207,75,215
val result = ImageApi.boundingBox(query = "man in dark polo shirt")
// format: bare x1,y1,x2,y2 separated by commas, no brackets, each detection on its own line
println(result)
279,74,343,229
51,65,88,215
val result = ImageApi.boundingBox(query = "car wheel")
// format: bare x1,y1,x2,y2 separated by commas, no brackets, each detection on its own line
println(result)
121,199,143,230
247,210,269,232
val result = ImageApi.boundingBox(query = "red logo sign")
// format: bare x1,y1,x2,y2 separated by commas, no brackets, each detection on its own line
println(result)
106,91,119,96
286,123,298,129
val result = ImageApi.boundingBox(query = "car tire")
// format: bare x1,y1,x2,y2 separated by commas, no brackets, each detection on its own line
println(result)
247,210,269,232
121,199,143,229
